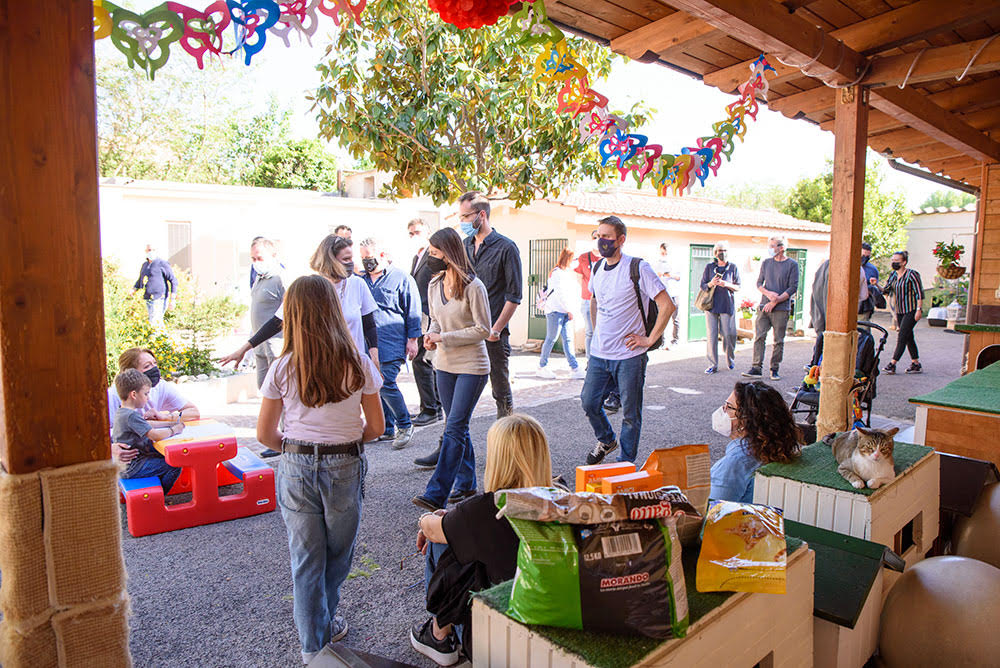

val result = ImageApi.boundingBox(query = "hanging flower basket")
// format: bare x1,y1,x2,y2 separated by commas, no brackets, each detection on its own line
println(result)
937,264,966,279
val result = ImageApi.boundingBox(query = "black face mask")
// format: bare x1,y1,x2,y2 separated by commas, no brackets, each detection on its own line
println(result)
861,255,869,264
144,366,161,388
597,238,617,258
891,261,902,270
427,255,448,273
341,260,355,275
716,252,727,262
362,257,379,274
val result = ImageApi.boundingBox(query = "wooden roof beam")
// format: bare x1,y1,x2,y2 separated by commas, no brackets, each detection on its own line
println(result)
864,36,1000,87
610,10,716,60
702,0,1000,93
921,155,981,173
869,87,1000,162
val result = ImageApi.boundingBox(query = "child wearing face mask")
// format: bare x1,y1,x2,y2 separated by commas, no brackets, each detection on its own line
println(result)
709,381,801,503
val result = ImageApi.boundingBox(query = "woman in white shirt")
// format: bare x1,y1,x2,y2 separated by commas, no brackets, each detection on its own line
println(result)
257,274,385,665
220,235,380,366
537,248,584,379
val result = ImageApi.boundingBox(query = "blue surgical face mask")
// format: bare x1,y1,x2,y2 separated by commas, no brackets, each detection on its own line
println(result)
460,221,476,237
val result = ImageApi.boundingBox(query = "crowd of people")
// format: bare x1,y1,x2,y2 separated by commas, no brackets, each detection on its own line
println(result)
113,196,932,665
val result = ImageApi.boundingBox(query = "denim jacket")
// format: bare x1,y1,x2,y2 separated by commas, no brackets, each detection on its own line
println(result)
709,438,761,504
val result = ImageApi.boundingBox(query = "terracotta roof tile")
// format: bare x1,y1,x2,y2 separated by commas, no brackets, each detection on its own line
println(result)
553,189,830,234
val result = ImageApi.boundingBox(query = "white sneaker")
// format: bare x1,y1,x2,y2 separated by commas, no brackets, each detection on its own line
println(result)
570,367,586,379
537,365,556,379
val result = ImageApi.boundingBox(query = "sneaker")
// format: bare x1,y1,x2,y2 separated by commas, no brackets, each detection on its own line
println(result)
884,362,897,375
705,366,717,374
329,615,348,643
377,430,397,442
448,488,476,503
728,362,735,370
412,411,442,427
905,362,923,374
603,396,621,414
412,495,443,512
741,367,763,378
537,365,556,379
570,367,586,380
410,618,459,666
586,440,618,465
393,426,415,450
770,371,781,381
414,444,440,469
259,448,281,458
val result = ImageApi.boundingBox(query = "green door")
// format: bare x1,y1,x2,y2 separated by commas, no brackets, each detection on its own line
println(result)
786,248,808,329
528,238,568,342
688,244,714,341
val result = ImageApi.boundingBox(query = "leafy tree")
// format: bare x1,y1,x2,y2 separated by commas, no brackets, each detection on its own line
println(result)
312,0,647,205
919,189,977,209
781,157,910,258
702,182,790,212
249,138,339,191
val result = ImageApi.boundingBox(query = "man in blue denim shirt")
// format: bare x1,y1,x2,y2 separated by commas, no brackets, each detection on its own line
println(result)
359,238,422,450
133,244,177,329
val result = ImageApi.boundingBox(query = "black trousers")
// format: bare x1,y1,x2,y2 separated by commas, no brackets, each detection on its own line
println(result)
486,331,513,418
413,335,440,415
892,310,920,362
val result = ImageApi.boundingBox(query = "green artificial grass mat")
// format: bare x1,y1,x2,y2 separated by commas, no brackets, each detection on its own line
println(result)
757,440,933,496
909,361,1000,415
954,324,1000,333
473,538,804,668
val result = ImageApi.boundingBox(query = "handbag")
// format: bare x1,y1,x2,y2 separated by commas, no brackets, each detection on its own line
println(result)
695,285,716,312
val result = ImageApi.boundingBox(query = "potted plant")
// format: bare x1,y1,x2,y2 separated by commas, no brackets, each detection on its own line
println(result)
933,240,966,279
738,298,756,330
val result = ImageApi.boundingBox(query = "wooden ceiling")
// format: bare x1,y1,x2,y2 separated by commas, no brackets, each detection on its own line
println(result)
543,0,1000,188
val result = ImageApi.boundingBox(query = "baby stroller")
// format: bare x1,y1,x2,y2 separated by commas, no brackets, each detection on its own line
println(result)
790,321,889,443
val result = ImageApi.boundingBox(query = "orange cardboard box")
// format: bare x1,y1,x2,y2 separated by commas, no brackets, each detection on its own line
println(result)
641,444,711,544
601,470,664,494
575,462,636,492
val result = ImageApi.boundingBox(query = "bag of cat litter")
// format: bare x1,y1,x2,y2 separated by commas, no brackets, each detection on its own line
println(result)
496,487,697,639
696,501,787,594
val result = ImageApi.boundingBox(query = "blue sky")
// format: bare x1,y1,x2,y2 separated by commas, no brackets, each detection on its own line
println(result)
100,6,942,207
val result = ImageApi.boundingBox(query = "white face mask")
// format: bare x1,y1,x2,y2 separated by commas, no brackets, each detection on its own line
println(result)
712,406,734,438
767,246,777,258
252,259,274,276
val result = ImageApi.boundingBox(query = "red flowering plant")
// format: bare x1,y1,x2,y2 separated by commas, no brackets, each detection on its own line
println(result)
739,298,756,320
932,241,964,269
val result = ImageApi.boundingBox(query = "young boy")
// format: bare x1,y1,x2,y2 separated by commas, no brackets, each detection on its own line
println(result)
113,368,184,494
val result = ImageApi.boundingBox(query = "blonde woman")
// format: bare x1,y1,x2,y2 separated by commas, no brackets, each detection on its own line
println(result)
256,275,385,664
410,414,552,665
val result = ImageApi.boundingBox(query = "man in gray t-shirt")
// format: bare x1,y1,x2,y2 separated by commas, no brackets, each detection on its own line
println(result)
743,236,799,381
249,238,286,388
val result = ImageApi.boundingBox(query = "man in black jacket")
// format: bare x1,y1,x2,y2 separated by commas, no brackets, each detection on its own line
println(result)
134,244,177,329
408,219,442,426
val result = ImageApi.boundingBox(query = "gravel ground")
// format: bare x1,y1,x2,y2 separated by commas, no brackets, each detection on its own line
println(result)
121,312,962,667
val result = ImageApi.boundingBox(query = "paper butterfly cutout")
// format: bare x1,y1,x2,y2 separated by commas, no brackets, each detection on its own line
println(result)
508,0,563,48
270,0,321,47
167,1,232,69
317,0,366,27
109,4,184,79
533,40,585,85
94,0,115,40
556,77,609,118
227,0,281,65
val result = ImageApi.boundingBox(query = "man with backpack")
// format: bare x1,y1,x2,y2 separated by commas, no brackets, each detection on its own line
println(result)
582,216,674,465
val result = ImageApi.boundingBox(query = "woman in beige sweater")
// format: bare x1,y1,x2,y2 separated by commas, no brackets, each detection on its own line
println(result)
412,228,492,511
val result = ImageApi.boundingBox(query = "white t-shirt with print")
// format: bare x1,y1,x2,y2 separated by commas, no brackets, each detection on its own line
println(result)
107,381,189,435
261,353,382,444
275,274,377,353
589,254,666,361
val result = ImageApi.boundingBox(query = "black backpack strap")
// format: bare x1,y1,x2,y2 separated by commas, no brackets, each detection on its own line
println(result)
629,257,650,329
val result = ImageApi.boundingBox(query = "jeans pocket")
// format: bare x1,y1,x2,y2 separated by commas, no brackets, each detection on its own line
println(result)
319,457,362,514
276,459,308,513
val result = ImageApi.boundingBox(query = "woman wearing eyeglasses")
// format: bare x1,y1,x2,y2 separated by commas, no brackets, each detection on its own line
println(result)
709,381,801,503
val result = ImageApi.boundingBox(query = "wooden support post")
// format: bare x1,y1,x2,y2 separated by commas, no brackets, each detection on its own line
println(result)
0,4,130,666
817,86,868,438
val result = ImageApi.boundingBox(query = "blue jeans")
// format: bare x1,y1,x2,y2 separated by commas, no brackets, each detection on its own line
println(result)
277,452,365,654
580,354,648,462
424,371,488,506
122,455,181,495
379,358,412,433
540,312,579,370
145,297,166,328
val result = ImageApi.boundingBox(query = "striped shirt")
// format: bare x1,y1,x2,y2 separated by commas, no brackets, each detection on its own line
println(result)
884,269,924,314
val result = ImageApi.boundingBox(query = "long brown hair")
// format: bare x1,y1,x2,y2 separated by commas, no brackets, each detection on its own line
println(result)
733,381,801,464
281,275,365,407
429,228,475,300
310,235,351,281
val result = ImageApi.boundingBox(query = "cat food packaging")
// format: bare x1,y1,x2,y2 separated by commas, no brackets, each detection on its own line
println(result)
496,487,698,639
641,445,712,545
575,462,636,492
695,501,787,594
601,470,663,494
497,486,698,524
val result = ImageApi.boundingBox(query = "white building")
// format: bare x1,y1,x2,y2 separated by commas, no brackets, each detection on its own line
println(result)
903,203,977,287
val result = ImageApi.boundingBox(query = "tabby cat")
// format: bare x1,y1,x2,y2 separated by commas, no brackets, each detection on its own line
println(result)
823,427,898,490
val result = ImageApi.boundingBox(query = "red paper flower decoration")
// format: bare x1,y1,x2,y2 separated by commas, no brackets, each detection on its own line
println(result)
427,0,513,29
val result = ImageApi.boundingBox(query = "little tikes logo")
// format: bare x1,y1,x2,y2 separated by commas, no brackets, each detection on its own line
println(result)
600,572,650,589
629,501,672,520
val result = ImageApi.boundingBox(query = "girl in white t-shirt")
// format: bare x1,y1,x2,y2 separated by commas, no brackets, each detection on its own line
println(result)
256,275,385,664
220,235,379,368
538,248,583,379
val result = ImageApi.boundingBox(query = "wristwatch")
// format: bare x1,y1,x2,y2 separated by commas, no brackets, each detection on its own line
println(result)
490,329,501,339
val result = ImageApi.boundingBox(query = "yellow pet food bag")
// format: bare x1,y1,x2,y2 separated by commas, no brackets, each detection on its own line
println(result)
696,501,787,594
